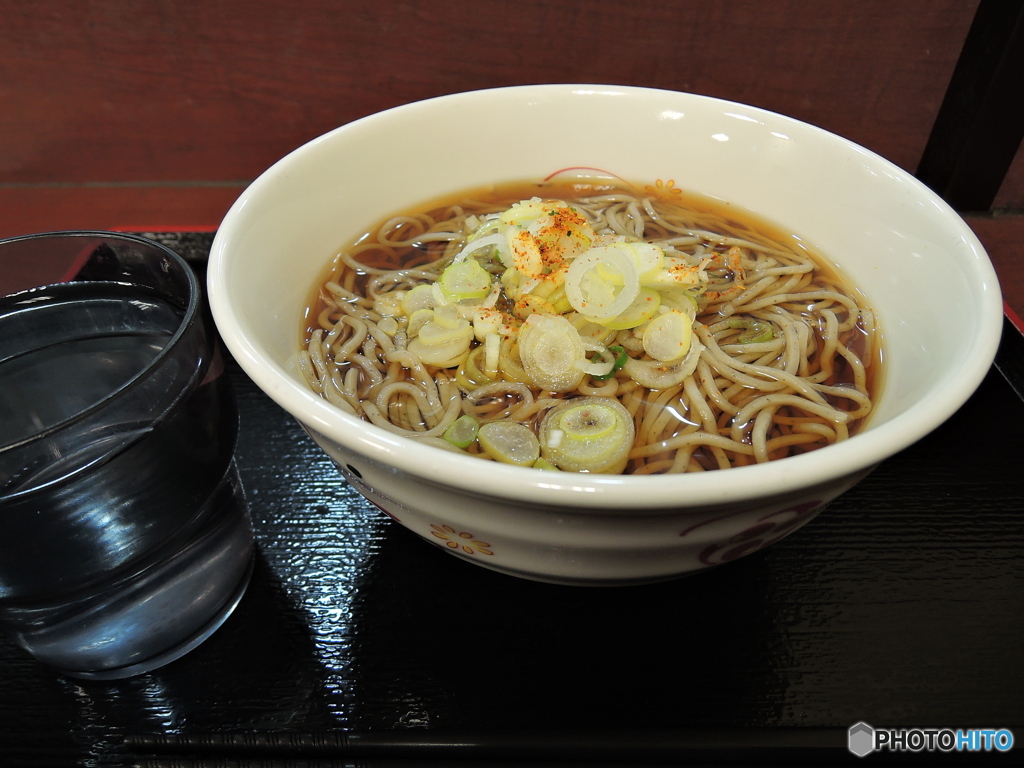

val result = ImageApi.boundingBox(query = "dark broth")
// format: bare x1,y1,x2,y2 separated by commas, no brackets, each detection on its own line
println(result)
302,179,882,470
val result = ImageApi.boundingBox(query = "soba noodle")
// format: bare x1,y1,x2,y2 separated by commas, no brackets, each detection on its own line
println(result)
299,179,879,474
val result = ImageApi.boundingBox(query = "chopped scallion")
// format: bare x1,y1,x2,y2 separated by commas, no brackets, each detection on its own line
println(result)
443,415,480,449
727,318,773,343
591,345,628,381
477,421,541,465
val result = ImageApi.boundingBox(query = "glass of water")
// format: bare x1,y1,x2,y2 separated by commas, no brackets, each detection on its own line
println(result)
0,231,254,680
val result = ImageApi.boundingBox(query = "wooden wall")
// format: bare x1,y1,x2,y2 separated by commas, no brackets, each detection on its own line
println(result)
0,0,1021,314
0,0,977,181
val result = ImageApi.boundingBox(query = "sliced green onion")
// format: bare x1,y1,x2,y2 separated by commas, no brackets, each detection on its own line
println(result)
497,337,532,385
455,346,497,390
642,309,692,362
538,397,635,474
564,246,640,320
509,230,545,279
408,312,473,366
454,232,509,267
499,198,555,228
598,286,661,330
483,332,500,378
518,313,586,392
727,318,773,343
573,339,616,377
557,404,616,440
432,304,463,329
440,259,493,302
407,308,434,338
659,287,699,319
416,317,471,346
477,421,541,465
532,457,561,471
591,345,628,381
401,284,436,317
613,241,665,283
623,337,704,389
443,414,480,449
642,255,704,289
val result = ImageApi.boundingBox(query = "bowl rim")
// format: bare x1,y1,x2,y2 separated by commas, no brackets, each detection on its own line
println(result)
208,84,1004,511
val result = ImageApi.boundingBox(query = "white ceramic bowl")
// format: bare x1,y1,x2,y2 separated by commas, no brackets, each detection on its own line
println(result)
208,85,1002,585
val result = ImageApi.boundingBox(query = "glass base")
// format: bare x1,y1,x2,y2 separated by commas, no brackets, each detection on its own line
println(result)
5,464,255,679
56,551,254,681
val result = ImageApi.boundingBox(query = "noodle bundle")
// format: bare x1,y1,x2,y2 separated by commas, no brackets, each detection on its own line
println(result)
299,179,878,474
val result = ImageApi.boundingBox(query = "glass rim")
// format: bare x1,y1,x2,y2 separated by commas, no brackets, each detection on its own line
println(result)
0,230,204,454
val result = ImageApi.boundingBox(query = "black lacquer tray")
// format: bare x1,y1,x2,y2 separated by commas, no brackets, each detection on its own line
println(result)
1,233,1021,767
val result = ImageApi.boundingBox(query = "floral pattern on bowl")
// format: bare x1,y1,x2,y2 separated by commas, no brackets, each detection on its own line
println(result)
429,524,494,556
681,499,824,566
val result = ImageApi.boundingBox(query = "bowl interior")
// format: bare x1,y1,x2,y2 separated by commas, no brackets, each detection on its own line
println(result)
209,85,1002,507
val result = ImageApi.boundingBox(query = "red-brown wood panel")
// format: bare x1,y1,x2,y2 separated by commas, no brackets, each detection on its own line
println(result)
1,0,977,188
965,214,1024,320
994,147,1024,209
0,185,243,239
